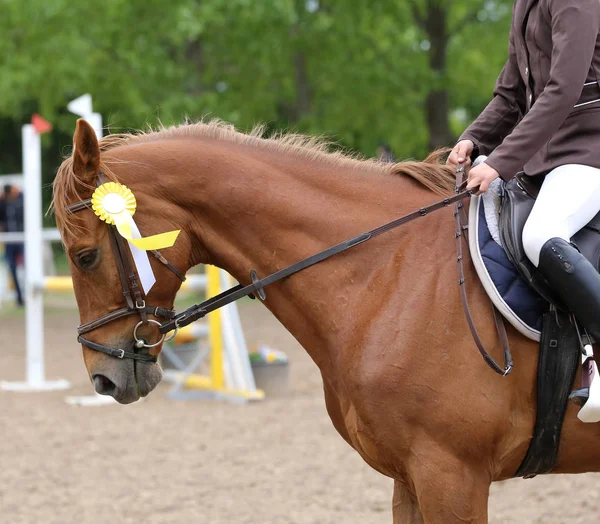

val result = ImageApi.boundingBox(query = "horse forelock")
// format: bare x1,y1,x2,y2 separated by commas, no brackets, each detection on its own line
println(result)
52,120,455,233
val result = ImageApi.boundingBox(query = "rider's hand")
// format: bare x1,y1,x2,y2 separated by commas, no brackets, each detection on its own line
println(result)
466,162,500,194
447,140,474,169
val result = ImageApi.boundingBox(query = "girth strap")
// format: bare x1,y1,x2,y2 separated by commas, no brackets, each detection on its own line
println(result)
77,335,158,363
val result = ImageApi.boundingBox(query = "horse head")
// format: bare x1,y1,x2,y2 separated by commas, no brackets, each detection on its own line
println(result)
53,119,193,403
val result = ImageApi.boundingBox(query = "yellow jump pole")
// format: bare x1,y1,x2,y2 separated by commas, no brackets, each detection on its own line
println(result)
44,276,74,292
43,275,203,293
206,265,224,390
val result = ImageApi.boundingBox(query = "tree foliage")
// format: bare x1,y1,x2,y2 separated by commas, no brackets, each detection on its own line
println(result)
0,0,513,213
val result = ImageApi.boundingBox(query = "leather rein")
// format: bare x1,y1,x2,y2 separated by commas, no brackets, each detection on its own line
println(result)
66,167,513,375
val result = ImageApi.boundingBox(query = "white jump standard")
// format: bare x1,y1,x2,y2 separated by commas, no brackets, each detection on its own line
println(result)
1,123,70,392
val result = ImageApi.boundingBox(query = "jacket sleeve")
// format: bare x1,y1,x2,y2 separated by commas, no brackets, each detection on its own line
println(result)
459,32,524,156
486,0,600,181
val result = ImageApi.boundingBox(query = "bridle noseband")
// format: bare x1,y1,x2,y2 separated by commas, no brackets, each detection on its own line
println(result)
66,175,186,364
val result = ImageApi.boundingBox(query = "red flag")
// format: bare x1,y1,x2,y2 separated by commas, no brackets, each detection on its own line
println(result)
31,114,53,134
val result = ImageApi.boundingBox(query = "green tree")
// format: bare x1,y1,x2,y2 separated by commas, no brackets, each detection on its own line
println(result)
409,0,513,149
0,0,513,214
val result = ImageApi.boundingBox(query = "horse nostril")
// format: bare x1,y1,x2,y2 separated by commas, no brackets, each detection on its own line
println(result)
93,374,117,396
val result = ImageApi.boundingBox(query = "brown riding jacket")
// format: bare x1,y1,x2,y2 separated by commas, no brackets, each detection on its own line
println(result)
460,0,600,181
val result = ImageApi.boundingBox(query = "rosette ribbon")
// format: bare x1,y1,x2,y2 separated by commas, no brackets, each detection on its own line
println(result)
91,182,180,293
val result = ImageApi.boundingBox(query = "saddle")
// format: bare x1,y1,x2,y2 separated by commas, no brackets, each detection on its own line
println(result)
499,173,600,309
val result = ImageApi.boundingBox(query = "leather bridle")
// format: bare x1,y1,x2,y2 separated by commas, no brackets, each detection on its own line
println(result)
66,176,186,364
65,167,513,376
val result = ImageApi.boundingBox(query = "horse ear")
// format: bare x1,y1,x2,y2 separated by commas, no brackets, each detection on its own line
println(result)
72,119,100,185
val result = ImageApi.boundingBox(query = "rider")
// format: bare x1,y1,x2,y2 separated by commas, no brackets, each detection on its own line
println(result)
448,0,600,350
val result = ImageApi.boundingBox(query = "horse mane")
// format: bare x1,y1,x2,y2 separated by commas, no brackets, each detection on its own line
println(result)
52,119,455,232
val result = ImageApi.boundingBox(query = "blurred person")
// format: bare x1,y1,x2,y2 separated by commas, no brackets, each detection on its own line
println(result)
447,0,600,360
0,184,24,306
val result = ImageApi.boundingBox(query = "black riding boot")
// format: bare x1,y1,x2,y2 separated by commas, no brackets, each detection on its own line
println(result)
538,238,600,338
537,238,600,404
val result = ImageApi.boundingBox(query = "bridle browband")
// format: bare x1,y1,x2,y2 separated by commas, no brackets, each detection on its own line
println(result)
66,167,513,376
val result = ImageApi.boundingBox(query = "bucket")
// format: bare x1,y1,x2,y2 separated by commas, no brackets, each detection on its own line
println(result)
251,360,290,398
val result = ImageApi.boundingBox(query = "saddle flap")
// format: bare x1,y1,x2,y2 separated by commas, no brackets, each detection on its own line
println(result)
498,178,561,306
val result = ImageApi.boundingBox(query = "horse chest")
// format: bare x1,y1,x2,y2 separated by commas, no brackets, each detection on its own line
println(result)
322,375,406,479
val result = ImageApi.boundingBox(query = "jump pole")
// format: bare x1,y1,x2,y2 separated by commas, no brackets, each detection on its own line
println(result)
1,122,70,392
44,273,208,293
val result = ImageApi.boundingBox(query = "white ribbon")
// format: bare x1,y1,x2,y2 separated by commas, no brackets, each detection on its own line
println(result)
128,220,156,294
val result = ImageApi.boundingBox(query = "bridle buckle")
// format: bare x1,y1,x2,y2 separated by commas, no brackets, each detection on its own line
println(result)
135,299,146,310
116,349,125,359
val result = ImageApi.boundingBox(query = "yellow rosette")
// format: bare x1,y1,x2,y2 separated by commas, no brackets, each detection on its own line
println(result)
91,182,180,250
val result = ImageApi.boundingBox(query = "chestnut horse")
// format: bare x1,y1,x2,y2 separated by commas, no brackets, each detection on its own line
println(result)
53,119,600,523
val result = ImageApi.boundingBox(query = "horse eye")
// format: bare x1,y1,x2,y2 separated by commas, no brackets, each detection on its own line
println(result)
75,249,100,270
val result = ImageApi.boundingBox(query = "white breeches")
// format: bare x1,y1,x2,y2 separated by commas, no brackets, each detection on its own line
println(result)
523,164,600,267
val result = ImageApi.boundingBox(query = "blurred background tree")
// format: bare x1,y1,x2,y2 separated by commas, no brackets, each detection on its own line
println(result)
0,0,512,220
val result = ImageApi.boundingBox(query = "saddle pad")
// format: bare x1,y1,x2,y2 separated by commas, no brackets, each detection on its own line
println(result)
468,181,547,341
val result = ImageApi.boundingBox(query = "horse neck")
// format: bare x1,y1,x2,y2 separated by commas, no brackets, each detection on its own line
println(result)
130,138,434,368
